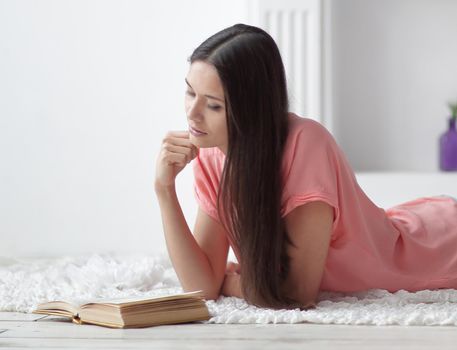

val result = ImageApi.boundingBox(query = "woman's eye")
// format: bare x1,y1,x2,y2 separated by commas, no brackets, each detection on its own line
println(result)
186,91,222,111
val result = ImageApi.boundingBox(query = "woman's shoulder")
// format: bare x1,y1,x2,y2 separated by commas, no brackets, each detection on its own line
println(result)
286,112,334,150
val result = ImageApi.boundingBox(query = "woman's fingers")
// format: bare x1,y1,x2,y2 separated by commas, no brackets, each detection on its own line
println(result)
162,144,194,164
162,131,199,162
163,131,195,148
226,261,241,274
221,273,243,298
155,130,199,188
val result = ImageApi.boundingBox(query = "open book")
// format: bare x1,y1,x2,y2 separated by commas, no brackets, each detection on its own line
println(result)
33,290,210,328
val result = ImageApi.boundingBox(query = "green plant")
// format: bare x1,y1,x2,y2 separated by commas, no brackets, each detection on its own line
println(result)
449,101,457,120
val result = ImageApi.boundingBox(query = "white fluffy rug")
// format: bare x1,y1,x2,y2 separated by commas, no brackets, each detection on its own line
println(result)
2,253,457,326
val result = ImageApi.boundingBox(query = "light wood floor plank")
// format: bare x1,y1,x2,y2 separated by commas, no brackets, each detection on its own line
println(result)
1,317,456,349
0,336,455,350
0,312,44,321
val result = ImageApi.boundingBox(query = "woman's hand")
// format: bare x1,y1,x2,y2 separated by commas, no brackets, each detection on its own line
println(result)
221,261,243,298
221,261,316,309
225,261,241,275
155,131,199,190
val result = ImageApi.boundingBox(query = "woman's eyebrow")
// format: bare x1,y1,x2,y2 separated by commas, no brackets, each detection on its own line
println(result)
185,78,225,103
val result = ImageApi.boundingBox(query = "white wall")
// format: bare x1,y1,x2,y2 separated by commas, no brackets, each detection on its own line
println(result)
0,0,247,257
2,0,455,258
330,0,457,171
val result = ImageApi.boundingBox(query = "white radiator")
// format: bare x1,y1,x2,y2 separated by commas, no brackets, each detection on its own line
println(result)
248,0,322,123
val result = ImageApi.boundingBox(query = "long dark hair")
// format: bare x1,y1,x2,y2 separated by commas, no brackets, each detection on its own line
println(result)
189,23,297,309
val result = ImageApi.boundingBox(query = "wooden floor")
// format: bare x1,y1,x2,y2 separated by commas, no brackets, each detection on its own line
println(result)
1,312,456,349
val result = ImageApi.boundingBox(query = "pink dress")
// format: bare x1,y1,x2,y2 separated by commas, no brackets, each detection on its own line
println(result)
192,112,457,293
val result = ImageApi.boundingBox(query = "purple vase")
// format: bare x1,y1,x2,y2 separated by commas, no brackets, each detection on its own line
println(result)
439,118,457,171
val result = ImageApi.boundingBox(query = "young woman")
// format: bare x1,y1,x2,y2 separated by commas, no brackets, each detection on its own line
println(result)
154,23,457,310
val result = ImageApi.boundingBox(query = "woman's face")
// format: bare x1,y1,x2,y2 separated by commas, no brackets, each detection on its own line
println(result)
185,61,228,154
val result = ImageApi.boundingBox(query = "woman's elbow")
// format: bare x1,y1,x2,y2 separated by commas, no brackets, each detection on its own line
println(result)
204,290,220,301
184,287,220,301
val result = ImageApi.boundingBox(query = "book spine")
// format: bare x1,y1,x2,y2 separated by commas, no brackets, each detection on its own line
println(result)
72,314,82,325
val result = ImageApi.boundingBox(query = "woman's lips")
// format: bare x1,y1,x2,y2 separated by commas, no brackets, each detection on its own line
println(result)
189,126,207,135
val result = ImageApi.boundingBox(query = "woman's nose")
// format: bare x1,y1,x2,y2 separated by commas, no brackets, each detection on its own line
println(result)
187,100,203,121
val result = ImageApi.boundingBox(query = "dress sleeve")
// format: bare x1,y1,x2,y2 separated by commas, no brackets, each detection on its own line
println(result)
280,121,340,229
192,149,221,222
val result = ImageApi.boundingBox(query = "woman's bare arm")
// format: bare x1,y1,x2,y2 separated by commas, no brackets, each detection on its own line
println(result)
155,186,230,301
220,200,334,307
282,200,334,307
155,131,229,300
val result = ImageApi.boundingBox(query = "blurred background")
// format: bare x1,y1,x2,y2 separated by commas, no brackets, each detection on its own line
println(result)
1,0,456,258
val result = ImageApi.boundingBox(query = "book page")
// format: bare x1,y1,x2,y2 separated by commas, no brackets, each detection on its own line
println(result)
82,291,205,307
33,301,78,316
